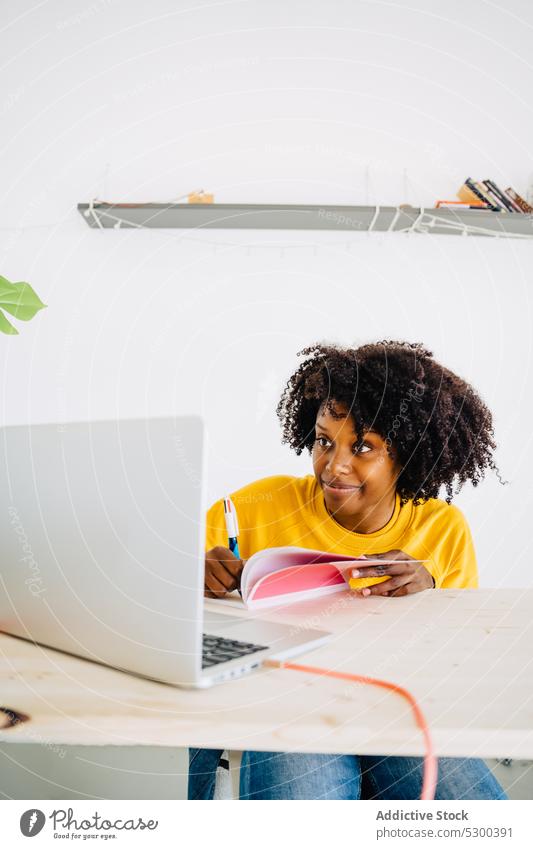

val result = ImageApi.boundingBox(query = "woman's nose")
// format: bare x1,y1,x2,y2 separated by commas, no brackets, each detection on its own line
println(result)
326,449,353,475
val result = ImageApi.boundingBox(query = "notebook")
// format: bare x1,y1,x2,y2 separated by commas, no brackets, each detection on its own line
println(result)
215,546,423,610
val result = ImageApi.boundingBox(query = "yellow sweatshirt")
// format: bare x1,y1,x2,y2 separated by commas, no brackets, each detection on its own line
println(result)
205,475,478,589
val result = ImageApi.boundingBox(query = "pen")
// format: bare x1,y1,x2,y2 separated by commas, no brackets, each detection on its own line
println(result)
223,496,242,596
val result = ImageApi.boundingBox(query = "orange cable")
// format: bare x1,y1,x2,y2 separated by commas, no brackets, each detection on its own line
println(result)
263,658,437,800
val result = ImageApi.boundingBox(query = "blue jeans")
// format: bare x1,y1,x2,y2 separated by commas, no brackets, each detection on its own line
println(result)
188,747,508,800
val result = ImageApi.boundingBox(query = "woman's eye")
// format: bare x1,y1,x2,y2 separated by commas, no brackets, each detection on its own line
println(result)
314,437,372,454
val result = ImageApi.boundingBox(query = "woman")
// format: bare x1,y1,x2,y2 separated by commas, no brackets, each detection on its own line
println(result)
189,340,507,800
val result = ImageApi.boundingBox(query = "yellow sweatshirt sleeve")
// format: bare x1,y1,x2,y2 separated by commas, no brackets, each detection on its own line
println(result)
204,498,229,552
438,506,479,589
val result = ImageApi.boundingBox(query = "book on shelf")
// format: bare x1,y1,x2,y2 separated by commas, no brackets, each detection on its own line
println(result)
455,178,532,214
505,186,533,213
468,179,502,210
479,181,508,211
482,180,516,212
456,181,489,209
435,200,488,209
207,546,429,610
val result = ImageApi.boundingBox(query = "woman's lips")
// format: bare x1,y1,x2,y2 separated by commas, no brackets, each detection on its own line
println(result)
322,478,362,493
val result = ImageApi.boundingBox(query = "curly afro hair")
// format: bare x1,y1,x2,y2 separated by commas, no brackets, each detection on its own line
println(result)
276,340,500,504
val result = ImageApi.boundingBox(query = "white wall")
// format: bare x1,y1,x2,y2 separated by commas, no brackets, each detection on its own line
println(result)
2,0,533,595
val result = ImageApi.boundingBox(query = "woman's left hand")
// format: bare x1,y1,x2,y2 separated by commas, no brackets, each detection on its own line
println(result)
349,550,435,597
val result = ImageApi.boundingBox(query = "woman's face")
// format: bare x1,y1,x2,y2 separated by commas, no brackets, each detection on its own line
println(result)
312,401,400,532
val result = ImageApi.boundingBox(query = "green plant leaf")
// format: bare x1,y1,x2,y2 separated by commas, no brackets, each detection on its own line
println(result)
0,308,19,335
0,276,47,321
0,275,19,297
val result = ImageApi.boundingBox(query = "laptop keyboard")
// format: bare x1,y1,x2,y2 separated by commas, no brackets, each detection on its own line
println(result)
202,633,269,668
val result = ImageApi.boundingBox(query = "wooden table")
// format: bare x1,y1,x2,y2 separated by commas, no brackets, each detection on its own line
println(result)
1,588,532,759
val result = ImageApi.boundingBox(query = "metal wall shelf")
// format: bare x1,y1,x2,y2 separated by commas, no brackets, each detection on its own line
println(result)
78,202,533,238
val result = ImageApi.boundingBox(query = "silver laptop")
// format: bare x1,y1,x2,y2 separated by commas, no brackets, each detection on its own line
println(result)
0,416,330,688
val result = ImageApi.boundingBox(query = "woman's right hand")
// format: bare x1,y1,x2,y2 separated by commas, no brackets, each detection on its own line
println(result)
204,546,244,599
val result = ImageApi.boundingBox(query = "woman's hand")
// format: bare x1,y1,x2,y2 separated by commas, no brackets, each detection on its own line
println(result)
204,546,244,599
348,550,435,597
